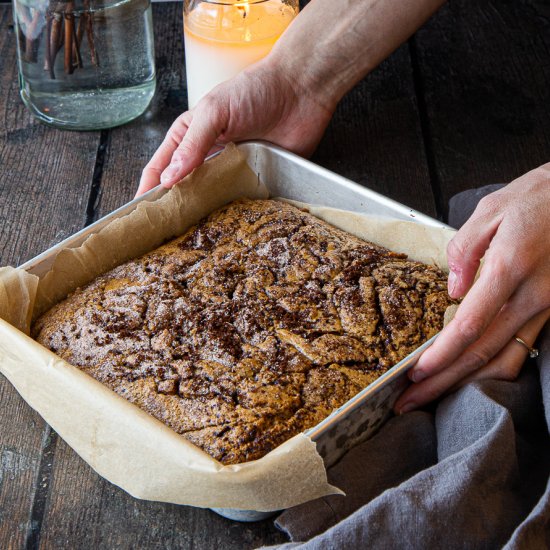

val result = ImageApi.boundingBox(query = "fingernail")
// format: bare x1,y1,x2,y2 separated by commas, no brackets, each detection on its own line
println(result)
448,270,458,297
160,162,184,186
398,401,417,415
411,369,428,383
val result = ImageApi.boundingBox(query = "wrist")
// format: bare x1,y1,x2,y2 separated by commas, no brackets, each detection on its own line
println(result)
266,1,354,112
267,0,447,111
265,43,342,115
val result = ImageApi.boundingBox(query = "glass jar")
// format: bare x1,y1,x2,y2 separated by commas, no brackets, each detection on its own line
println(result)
183,0,298,109
13,0,156,130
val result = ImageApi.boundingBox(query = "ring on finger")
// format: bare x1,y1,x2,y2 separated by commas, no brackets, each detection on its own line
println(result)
513,336,539,358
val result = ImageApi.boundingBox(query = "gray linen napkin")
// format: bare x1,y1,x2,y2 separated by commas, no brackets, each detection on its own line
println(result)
266,185,550,549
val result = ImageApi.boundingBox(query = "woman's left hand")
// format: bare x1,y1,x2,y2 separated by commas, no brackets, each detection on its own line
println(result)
395,163,550,414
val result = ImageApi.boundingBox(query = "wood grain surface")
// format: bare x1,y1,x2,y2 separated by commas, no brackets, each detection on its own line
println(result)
1,1,549,548
412,0,550,218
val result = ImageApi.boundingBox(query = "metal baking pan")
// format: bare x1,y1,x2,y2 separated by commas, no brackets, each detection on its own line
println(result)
20,141,452,522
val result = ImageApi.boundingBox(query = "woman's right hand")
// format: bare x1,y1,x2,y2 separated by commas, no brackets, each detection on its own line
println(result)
137,0,446,197
136,60,335,196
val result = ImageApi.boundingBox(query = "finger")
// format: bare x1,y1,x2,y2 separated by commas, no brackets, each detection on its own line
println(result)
136,112,192,197
446,193,503,299
207,143,226,157
395,334,521,413
450,307,550,389
160,99,229,187
411,246,524,382
395,350,488,413
449,343,525,390
395,308,550,414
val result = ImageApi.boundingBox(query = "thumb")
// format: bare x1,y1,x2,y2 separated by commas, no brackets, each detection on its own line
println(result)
160,99,229,188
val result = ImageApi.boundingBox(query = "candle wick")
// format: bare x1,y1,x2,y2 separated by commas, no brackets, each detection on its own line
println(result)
236,2,249,19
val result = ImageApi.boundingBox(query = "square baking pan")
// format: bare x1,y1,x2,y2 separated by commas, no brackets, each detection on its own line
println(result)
20,141,452,521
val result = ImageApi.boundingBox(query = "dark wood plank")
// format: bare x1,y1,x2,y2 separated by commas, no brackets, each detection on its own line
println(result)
0,6,100,550
40,438,286,549
312,43,437,218
0,383,45,550
413,0,550,219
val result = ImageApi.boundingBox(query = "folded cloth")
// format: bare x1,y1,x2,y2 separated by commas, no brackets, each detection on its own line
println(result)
267,185,550,550
448,183,505,228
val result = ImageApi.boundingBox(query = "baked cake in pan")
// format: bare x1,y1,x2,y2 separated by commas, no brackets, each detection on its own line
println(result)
33,199,453,464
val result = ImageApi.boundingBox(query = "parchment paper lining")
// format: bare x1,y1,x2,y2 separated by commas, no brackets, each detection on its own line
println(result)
0,144,456,511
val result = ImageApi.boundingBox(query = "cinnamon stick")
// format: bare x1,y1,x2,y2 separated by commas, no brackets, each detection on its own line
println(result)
35,0,102,79
76,11,86,47
49,11,63,78
72,14,83,69
64,2,75,74
84,0,99,67
20,7,41,63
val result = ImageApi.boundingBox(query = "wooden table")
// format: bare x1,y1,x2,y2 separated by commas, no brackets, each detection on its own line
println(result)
1,1,549,548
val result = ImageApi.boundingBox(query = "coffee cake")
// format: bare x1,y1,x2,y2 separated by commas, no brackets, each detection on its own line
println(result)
33,199,453,464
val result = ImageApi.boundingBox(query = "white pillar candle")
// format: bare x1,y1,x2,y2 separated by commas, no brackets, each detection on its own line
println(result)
184,0,297,109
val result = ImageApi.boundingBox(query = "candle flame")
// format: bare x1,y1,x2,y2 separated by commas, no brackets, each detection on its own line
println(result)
236,1,250,19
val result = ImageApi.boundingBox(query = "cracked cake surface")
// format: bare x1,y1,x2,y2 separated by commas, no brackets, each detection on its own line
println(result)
33,199,454,464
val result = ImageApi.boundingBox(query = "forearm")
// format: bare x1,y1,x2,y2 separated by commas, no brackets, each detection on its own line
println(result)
270,0,446,109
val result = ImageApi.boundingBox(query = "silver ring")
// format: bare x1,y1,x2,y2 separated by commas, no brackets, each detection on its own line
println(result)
514,336,539,359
